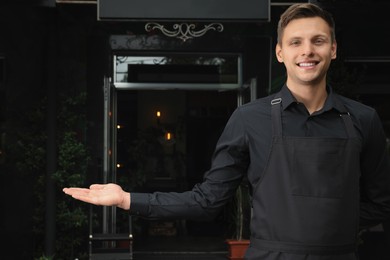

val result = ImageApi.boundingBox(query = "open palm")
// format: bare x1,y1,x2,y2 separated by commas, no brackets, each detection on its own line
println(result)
63,183,130,210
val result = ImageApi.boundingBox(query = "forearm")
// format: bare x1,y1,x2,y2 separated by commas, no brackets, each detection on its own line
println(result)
129,184,234,220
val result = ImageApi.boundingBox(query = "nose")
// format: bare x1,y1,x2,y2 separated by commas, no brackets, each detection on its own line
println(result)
301,42,314,56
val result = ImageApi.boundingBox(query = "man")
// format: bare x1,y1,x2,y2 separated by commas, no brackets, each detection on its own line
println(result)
64,3,390,259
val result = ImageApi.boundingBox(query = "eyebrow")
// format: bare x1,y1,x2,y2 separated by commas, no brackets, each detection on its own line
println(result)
286,34,329,41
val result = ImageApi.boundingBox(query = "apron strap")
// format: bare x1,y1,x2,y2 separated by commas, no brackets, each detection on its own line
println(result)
271,96,283,137
339,112,356,138
333,96,357,138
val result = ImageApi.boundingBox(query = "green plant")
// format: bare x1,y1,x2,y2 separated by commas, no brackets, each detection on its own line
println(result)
53,92,91,259
228,182,251,241
13,92,90,260
34,254,54,260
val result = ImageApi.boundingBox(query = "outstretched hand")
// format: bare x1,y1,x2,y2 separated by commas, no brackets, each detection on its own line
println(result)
63,183,130,210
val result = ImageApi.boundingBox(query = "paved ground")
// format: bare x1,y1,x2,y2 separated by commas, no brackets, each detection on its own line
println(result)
91,236,230,260
90,231,390,260
133,252,228,260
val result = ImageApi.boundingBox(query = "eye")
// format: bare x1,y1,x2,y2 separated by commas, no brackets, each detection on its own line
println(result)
290,40,301,46
313,38,325,45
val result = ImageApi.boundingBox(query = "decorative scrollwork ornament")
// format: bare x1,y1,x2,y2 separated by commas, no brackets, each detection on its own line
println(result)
145,22,224,42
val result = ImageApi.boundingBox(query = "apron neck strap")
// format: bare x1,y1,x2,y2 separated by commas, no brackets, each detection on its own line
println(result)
333,97,356,138
271,95,283,137
271,94,356,138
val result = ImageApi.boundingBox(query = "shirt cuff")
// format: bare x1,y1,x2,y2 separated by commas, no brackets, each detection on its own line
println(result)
129,192,150,216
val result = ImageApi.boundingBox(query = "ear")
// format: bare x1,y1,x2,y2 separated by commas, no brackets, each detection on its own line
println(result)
275,43,284,63
331,41,337,60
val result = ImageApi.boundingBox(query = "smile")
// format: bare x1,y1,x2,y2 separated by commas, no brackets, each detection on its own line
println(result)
297,62,318,67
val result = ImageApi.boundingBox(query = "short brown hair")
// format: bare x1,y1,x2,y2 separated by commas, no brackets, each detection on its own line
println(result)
277,3,336,44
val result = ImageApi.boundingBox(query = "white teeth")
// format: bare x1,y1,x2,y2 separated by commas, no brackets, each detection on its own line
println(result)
299,62,315,67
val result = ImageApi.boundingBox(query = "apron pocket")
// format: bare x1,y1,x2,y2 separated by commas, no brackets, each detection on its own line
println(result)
291,143,345,198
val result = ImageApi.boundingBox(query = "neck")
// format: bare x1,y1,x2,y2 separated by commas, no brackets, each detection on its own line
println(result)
287,82,328,114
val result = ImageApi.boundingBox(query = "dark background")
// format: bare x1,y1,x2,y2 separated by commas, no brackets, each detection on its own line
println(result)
0,0,390,259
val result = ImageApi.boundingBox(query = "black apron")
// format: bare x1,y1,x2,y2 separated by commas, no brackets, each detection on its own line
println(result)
245,96,361,259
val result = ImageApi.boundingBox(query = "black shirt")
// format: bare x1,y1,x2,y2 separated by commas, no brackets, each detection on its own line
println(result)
130,85,390,229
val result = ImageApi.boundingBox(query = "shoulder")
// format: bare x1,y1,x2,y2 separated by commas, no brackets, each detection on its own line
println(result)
237,94,275,113
232,95,274,121
226,94,275,130
334,94,384,140
335,94,377,120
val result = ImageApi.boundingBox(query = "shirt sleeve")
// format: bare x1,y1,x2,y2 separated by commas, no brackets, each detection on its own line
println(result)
129,108,249,220
359,109,390,229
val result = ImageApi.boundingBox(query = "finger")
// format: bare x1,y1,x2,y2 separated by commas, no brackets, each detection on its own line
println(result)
63,188,90,196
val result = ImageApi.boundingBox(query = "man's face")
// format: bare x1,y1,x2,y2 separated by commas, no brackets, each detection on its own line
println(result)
275,17,337,87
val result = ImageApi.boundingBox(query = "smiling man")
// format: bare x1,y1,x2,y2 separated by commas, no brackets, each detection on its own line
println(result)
64,3,390,260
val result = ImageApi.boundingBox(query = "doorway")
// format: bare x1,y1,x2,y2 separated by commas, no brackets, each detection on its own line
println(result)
99,52,257,255
116,89,236,239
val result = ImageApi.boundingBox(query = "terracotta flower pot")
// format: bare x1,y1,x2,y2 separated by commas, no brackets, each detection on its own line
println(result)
226,239,250,260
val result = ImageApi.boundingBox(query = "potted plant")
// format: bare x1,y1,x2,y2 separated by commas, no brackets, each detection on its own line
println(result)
226,183,251,260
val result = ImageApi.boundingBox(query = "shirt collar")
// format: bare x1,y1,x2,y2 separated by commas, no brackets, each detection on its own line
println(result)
278,84,295,111
278,84,345,114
